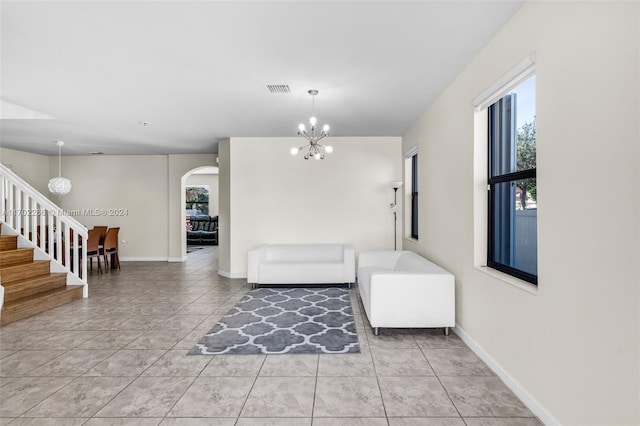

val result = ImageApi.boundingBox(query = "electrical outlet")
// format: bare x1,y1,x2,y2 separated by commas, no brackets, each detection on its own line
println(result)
121,239,127,245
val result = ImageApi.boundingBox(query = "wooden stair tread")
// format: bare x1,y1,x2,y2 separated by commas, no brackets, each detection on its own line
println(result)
2,285,84,308
0,248,35,267
0,259,50,271
0,235,18,251
0,247,32,253
1,285,84,325
2,272,68,303
2,272,67,288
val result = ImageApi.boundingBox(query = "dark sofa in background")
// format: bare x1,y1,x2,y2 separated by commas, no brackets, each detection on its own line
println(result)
187,215,218,245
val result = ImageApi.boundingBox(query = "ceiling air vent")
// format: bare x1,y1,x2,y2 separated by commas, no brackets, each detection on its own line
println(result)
266,84,291,94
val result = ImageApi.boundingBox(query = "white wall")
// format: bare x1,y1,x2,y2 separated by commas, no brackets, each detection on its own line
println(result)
6,153,222,261
185,173,219,216
0,147,51,196
402,2,639,425
218,138,231,275
220,136,402,277
56,155,170,260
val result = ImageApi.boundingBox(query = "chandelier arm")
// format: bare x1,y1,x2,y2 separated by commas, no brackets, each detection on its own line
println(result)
299,133,312,143
315,134,328,144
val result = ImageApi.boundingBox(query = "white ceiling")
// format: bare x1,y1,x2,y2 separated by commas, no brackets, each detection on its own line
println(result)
0,1,524,156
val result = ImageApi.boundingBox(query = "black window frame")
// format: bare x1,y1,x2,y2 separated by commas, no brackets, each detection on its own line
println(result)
487,94,538,285
411,153,419,240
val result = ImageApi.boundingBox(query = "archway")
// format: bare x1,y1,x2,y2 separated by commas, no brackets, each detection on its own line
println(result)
181,166,219,259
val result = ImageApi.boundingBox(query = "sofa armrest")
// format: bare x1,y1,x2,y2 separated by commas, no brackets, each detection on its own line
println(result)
247,245,269,283
358,250,404,270
368,271,455,327
343,244,356,283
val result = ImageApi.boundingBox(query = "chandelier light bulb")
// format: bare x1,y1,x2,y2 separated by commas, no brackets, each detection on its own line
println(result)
325,145,333,154
322,124,330,133
314,153,321,160
309,116,317,126
298,123,306,133
290,147,299,155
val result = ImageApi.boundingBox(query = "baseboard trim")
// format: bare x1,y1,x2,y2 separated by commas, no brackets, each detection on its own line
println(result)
218,269,247,279
119,257,168,262
168,256,187,263
453,324,558,426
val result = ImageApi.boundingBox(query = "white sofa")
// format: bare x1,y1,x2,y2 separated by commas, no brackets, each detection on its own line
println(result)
357,250,455,335
247,244,356,288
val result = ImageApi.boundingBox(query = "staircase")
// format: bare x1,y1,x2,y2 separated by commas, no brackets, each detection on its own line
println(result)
0,224,83,325
0,164,88,326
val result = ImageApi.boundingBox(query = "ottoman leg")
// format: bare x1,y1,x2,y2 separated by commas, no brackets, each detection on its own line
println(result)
374,327,379,336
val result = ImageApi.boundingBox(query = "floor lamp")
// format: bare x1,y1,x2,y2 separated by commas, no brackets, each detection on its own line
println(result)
389,181,403,250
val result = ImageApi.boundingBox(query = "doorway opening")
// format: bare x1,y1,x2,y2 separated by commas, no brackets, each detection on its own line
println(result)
181,166,219,258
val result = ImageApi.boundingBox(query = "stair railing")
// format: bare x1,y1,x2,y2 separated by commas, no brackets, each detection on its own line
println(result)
0,164,87,284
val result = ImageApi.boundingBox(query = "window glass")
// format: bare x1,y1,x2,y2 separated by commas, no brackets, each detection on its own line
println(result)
488,75,537,284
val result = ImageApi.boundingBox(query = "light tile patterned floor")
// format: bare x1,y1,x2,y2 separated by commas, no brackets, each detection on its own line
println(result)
0,246,542,425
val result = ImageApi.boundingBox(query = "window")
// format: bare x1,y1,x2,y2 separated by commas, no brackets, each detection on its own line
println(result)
410,153,418,240
186,185,210,216
487,75,537,284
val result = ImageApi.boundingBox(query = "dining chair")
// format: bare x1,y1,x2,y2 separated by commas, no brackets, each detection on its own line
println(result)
86,228,102,273
92,226,108,248
102,227,120,270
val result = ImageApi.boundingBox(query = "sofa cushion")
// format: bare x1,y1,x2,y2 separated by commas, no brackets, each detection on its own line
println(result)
259,261,346,283
394,252,450,274
187,230,202,243
266,244,344,262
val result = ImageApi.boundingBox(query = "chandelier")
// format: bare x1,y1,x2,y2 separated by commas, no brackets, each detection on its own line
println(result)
48,140,72,196
290,89,333,160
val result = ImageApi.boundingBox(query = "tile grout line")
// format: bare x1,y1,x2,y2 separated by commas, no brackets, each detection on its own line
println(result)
234,353,268,421
419,344,466,423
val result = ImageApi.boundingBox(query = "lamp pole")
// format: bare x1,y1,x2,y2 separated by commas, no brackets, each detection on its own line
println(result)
389,181,403,251
393,187,398,250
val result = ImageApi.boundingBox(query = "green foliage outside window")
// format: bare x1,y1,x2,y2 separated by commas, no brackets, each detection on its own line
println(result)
186,186,210,215
517,117,536,209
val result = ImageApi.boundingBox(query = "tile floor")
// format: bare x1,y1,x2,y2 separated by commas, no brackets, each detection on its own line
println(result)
0,246,542,425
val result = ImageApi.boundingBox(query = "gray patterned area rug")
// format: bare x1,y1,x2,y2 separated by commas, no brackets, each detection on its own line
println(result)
189,287,360,355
